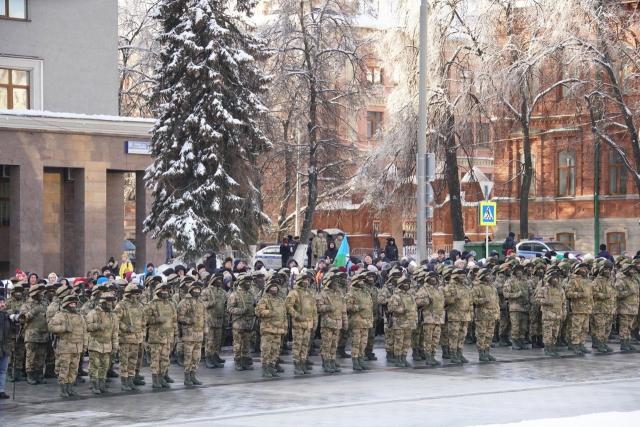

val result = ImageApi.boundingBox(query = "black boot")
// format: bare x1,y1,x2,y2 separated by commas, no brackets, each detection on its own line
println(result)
106,367,119,378
163,372,175,383
98,379,108,393
91,379,102,394
262,365,274,378
337,347,351,358
441,346,450,359
67,383,79,397
365,352,378,361
293,361,304,375
359,357,370,370
121,376,133,391
214,353,226,363
60,384,70,398
151,374,162,389
26,372,38,385
133,372,146,385
184,371,194,386
205,356,216,368
352,358,363,372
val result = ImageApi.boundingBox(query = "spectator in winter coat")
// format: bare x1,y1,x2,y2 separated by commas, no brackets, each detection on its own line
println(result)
204,251,217,275
280,238,291,268
311,230,328,265
502,232,517,256
597,244,614,262
325,242,338,263
383,238,399,262
118,252,134,278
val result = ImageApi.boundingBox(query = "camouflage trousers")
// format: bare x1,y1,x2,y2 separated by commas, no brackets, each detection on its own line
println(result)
591,314,614,344
10,336,25,373
392,328,412,357
476,318,496,351
292,326,311,363
232,330,251,360
422,323,441,354
338,327,349,349
182,341,202,372
570,313,590,346
56,352,81,385
439,321,448,347
448,321,468,353
561,313,572,345
365,327,375,356
351,327,368,358
320,327,340,360
205,327,224,357
25,342,47,373
119,343,139,377
384,322,395,353
149,343,171,375
261,332,282,366
136,343,144,373
45,338,55,373
89,351,111,380
411,323,424,351
529,306,542,336
509,311,528,340
543,319,561,347
619,314,636,340
498,309,511,340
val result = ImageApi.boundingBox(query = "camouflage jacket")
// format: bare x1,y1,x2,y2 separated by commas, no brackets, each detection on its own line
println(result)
472,282,500,321
444,281,472,322
538,285,565,321
316,287,348,330
86,306,119,353
227,288,255,331
388,288,418,330
201,285,227,328
20,298,49,343
503,277,530,312
592,276,617,315
255,293,287,335
47,309,87,354
616,274,639,316
46,297,62,322
285,284,317,329
565,276,593,315
145,297,178,345
177,294,206,342
114,298,146,344
415,285,445,325
346,286,373,329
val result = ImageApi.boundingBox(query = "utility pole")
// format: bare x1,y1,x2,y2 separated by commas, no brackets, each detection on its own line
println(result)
594,140,601,253
295,129,301,237
416,0,429,262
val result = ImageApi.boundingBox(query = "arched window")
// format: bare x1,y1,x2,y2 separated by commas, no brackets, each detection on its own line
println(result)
557,150,575,197
608,150,627,195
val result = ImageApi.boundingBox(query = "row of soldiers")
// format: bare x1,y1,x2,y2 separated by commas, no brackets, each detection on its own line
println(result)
3,254,639,398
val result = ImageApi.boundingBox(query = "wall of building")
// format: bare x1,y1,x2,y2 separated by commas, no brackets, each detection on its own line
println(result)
0,0,119,115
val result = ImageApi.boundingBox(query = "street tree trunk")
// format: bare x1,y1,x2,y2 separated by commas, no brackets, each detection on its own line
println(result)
519,98,532,240
444,112,465,242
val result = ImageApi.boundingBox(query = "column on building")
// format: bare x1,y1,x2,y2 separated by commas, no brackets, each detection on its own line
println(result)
106,171,125,266
135,171,163,271
76,167,108,275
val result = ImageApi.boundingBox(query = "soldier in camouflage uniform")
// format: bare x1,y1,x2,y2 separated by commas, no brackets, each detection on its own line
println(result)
363,269,379,361
86,292,119,394
250,270,266,354
616,263,639,352
177,281,205,386
20,283,49,385
173,275,194,366
336,269,352,359
591,260,616,353
47,295,87,398
201,272,227,368
410,268,426,362
275,268,291,356
43,282,58,378
471,268,499,362
528,261,545,349
415,270,444,366
346,271,373,372
227,273,256,371
388,276,417,368
444,268,472,365
145,283,178,389
557,260,575,348
439,266,453,359
46,284,73,377
565,262,593,355
114,283,145,391
317,271,348,373
255,276,288,377
495,263,512,346
286,270,317,375
538,266,565,357
7,282,26,382
503,263,530,350
377,266,403,363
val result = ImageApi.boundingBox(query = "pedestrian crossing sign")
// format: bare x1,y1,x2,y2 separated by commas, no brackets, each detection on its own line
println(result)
479,201,497,226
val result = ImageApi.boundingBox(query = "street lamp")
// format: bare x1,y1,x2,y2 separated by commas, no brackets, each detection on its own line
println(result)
416,0,430,262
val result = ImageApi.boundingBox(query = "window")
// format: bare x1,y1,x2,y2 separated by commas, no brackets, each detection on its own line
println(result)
0,68,30,109
531,243,546,254
366,66,384,85
366,111,383,140
557,150,575,196
606,232,626,255
556,232,575,249
476,123,490,146
0,175,9,227
608,150,627,195
1,0,27,19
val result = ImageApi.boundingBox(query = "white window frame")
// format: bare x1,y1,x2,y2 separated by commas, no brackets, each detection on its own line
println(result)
0,56,43,110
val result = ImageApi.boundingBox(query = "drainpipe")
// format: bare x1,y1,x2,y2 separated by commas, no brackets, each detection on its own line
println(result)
594,140,601,254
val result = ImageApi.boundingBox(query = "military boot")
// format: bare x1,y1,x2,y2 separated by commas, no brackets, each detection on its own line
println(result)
593,338,605,354
234,358,246,371
99,379,108,393
133,372,146,386
184,371,194,386
26,372,38,385
302,360,312,374
331,360,341,373
160,375,170,388
67,383,79,397
262,365,274,378
293,361,304,375
352,358,363,372
37,372,47,384
106,367,118,378
394,354,405,368
427,352,440,366
151,374,162,389
512,339,522,350
458,350,469,363
487,350,497,362
176,351,184,367
449,351,462,365
59,384,70,398
245,356,254,366
322,359,332,373
164,372,175,383
275,362,285,373
579,343,591,354
205,356,216,368
412,348,423,361
121,376,133,391
337,346,351,358
304,359,313,371
305,358,314,366
479,350,490,363
191,371,203,385
423,353,433,366
243,358,255,370
604,341,614,352
627,339,637,351
441,346,450,359
128,377,139,391
268,364,280,377
531,336,542,349
91,379,102,394
358,357,370,370
365,352,378,361
214,353,226,363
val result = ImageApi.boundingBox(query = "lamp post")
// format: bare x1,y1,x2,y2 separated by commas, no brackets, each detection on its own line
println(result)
416,0,429,262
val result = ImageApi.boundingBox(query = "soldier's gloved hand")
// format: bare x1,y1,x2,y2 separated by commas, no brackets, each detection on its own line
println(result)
294,314,304,322
9,313,20,322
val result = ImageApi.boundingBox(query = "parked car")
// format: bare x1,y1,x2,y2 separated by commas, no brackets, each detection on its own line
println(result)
254,245,309,270
516,240,583,259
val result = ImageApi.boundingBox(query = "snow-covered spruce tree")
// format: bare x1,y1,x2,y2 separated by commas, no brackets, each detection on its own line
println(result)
144,0,270,258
